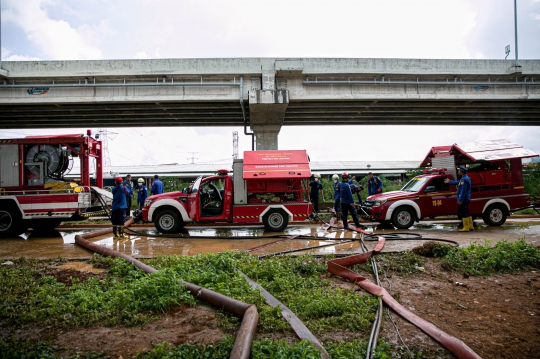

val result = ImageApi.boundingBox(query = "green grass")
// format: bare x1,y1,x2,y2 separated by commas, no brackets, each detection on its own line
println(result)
0,257,196,328
439,238,540,275
0,337,107,359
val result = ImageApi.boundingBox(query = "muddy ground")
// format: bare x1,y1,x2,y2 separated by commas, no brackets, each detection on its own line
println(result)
3,254,539,359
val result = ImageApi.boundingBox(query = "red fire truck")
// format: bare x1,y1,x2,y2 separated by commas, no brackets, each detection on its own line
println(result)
138,150,312,232
0,132,111,237
363,140,538,229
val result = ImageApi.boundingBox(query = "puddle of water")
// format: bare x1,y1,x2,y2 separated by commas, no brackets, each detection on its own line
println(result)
2,221,539,260
21,230,90,244
55,261,106,274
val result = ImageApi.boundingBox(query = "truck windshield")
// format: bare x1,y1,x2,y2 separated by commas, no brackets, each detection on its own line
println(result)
401,177,429,192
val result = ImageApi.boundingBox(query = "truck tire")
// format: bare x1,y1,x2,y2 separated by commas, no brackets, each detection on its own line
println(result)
482,204,507,226
263,209,289,232
391,206,415,229
0,205,26,238
154,209,183,234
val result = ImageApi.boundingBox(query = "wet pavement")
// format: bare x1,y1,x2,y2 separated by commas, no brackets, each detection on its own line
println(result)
1,219,539,260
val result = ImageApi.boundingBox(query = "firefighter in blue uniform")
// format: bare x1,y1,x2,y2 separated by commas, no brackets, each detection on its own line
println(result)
123,174,134,217
339,172,363,230
137,178,148,210
111,176,127,239
367,172,383,196
151,174,164,195
445,166,473,231
332,174,341,219
309,173,324,216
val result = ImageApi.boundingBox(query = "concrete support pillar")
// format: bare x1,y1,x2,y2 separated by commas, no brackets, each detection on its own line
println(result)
248,89,288,150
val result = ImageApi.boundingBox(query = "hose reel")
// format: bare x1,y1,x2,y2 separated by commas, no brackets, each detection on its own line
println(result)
25,144,73,179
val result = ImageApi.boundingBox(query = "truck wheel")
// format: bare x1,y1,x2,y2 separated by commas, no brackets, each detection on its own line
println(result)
391,206,415,229
154,209,182,234
0,207,26,238
263,209,289,232
482,204,507,226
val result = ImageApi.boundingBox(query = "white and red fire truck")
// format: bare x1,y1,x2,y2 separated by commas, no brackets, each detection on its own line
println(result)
138,150,312,232
363,139,538,229
0,132,112,237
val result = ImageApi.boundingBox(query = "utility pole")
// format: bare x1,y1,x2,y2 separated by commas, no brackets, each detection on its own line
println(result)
514,0,519,67
187,152,198,164
96,128,118,167
232,131,238,159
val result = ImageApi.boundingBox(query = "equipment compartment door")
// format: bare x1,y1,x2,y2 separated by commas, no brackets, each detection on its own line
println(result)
0,145,20,187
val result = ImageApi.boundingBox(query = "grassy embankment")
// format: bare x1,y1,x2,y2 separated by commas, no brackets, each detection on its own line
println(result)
1,239,539,358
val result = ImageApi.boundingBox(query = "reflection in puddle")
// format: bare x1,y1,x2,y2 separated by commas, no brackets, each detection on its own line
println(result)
56,261,106,274
1,221,539,259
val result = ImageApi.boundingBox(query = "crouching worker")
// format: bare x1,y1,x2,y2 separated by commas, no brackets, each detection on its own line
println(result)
112,176,128,239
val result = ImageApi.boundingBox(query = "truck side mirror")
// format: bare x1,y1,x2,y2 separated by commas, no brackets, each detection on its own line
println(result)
424,185,436,193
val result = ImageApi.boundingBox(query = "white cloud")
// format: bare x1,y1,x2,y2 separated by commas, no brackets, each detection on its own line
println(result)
531,13,540,20
3,0,103,60
1,47,41,61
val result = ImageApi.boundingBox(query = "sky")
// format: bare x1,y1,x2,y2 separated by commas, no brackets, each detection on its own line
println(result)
1,0,539,167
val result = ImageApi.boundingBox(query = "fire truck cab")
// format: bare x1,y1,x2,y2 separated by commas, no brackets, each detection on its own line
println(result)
0,133,111,238
363,140,538,229
139,150,312,232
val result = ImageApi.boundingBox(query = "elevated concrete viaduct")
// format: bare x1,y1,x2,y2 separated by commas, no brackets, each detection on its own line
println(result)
0,58,539,150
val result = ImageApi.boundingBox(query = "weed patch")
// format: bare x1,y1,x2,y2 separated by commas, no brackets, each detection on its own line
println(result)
135,336,392,359
440,238,540,275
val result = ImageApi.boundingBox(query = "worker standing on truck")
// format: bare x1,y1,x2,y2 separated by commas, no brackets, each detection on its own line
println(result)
123,174,134,217
367,172,383,195
309,173,324,216
112,176,128,239
339,172,363,230
332,174,341,219
151,175,164,195
445,166,473,232
137,178,148,210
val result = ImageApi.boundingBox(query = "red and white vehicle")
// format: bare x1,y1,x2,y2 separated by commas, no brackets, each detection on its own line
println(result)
363,140,538,229
0,132,112,237
139,150,312,232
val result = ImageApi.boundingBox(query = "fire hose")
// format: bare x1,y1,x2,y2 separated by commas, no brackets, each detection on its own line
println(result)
325,226,482,359
74,218,258,359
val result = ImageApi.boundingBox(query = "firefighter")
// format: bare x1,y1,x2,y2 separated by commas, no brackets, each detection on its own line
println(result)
309,173,324,216
123,174,134,217
137,178,148,210
339,172,363,230
445,166,473,231
112,176,127,239
332,174,341,219
151,174,164,195
367,172,383,196
348,175,364,204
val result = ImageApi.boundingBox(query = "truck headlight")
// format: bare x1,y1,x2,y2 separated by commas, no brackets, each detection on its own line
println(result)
373,199,387,206
144,199,153,207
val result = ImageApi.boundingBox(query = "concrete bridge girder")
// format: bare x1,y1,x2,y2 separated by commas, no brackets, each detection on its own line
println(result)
1,58,540,148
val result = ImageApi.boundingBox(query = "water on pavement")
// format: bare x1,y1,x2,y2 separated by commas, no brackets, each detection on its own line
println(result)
1,220,539,260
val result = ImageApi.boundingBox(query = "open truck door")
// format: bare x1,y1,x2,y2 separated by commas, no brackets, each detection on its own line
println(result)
194,174,232,222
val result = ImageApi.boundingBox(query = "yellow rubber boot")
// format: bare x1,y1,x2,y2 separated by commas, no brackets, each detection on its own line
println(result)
468,217,474,231
458,218,469,232
113,226,120,239
118,226,126,239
